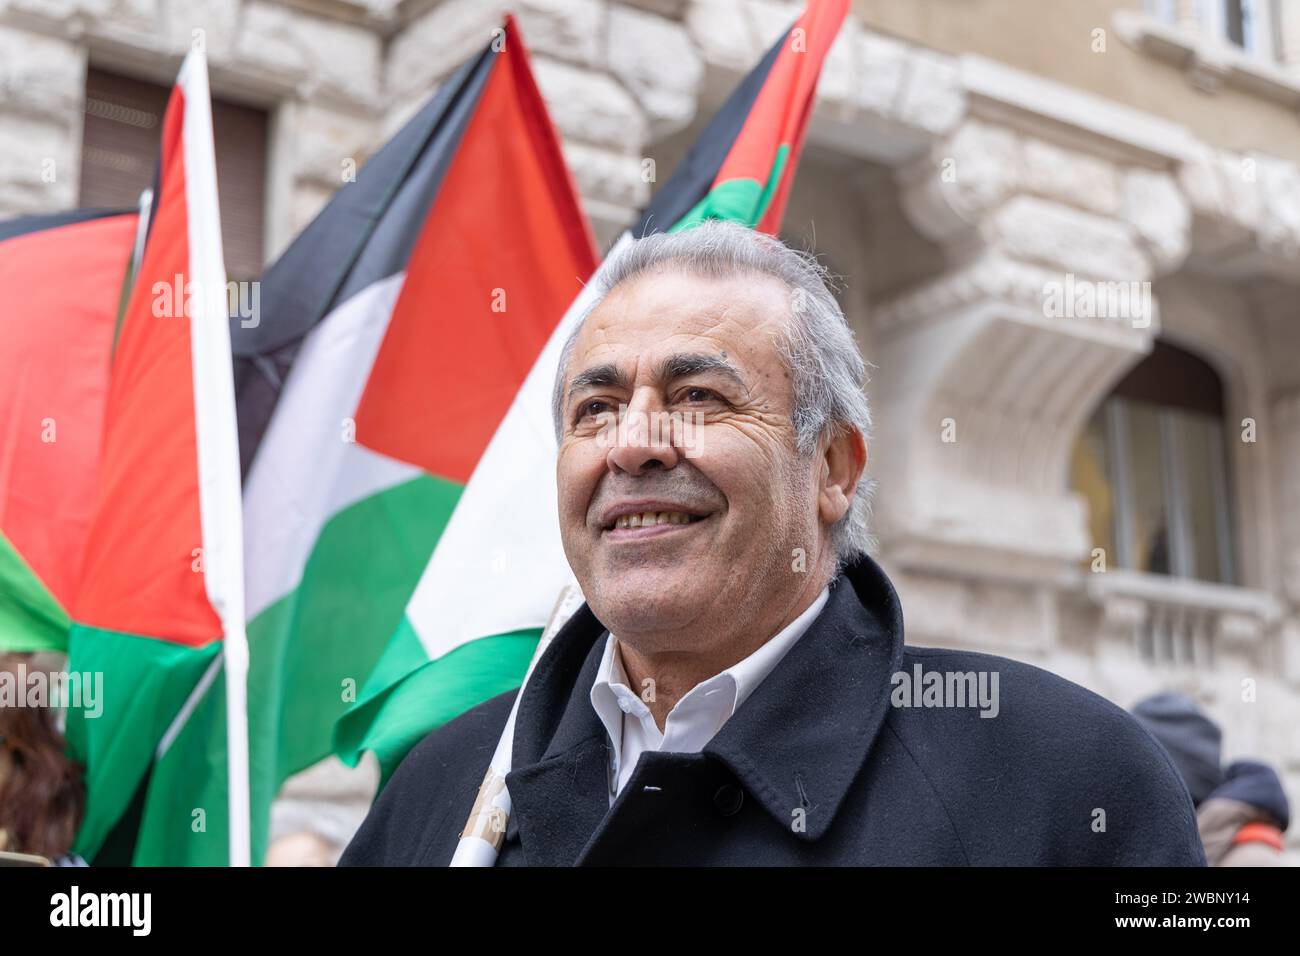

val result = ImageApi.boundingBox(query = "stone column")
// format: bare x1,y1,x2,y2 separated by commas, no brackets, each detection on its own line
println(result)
0,20,86,217
1274,390,1300,686
1275,0,1300,68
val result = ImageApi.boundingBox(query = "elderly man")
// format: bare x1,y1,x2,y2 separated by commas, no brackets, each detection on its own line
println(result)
341,221,1205,866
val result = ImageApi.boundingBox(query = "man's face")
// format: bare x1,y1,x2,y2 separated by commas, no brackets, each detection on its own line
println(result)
556,267,829,650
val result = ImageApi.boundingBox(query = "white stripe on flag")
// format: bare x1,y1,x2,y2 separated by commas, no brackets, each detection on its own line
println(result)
242,272,420,619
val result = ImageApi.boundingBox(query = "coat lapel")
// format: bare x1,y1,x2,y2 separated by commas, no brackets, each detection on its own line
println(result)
703,554,905,841
504,603,612,866
503,554,906,861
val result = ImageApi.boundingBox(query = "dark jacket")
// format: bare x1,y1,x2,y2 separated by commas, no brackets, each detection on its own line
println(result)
341,555,1206,866
1198,760,1291,866
1212,760,1290,831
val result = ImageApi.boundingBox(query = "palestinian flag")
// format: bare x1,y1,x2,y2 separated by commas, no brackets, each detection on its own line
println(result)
62,49,246,864
645,0,847,235
0,209,137,653
119,14,596,865
336,0,849,784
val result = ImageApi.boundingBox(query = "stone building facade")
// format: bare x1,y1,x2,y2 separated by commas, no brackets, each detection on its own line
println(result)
2,0,1297,860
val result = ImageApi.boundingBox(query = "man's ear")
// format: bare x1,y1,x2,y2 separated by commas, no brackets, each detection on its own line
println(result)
818,426,867,528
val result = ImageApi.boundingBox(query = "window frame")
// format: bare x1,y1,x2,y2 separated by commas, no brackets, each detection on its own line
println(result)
1145,0,1281,60
1099,396,1236,585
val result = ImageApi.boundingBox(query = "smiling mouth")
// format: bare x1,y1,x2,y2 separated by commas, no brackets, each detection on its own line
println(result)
601,510,710,537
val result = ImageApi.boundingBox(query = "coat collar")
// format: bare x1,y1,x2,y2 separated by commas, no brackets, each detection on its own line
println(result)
503,554,906,863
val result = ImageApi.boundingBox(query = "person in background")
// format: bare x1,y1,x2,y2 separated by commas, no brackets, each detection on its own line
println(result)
1131,692,1223,808
268,755,379,866
1197,760,1290,866
0,653,86,865
1132,692,1292,865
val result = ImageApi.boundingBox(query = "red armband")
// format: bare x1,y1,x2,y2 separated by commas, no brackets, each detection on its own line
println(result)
1231,822,1284,851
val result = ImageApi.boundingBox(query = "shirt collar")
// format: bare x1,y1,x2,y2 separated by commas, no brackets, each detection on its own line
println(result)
588,586,831,760
505,555,908,861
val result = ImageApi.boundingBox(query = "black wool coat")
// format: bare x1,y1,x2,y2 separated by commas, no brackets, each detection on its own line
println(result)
340,555,1206,866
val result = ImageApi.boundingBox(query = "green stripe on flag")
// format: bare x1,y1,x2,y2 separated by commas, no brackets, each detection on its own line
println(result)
335,624,540,785
128,470,462,864
64,624,219,861
248,470,463,762
669,144,790,233
131,661,230,865
0,529,70,652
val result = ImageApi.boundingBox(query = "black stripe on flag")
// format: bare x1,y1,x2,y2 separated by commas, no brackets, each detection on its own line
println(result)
230,42,498,477
0,207,134,246
631,27,786,239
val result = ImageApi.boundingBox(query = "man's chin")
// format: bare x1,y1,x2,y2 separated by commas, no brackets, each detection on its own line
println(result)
586,570,715,637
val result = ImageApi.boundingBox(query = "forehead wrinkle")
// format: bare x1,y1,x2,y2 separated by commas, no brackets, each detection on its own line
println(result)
565,272,789,400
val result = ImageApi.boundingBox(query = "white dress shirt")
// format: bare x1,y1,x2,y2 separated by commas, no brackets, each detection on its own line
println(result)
589,586,831,805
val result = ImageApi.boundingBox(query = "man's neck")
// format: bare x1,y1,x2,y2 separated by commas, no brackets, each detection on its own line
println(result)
615,570,832,730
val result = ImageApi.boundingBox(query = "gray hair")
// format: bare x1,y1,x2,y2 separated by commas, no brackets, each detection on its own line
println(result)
552,219,874,568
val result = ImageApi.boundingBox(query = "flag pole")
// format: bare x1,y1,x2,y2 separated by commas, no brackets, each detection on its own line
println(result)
110,188,153,355
449,584,585,866
224,627,250,867
176,47,251,868
131,187,152,271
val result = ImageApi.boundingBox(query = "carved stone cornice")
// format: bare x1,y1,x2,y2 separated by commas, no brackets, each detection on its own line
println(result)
896,117,1192,279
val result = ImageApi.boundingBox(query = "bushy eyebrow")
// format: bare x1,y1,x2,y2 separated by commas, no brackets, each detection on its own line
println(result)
565,352,748,410
566,363,627,408
654,352,747,393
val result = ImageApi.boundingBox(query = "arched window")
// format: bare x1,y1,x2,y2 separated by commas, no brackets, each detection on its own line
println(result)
1072,341,1235,584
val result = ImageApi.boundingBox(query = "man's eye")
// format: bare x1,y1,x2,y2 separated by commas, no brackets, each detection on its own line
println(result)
577,399,610,420
679,387,717,403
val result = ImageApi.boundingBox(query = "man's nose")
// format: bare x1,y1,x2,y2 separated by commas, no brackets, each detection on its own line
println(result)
606,391,681,476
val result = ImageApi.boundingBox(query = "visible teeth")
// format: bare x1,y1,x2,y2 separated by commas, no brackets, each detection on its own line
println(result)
611,511,694,530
